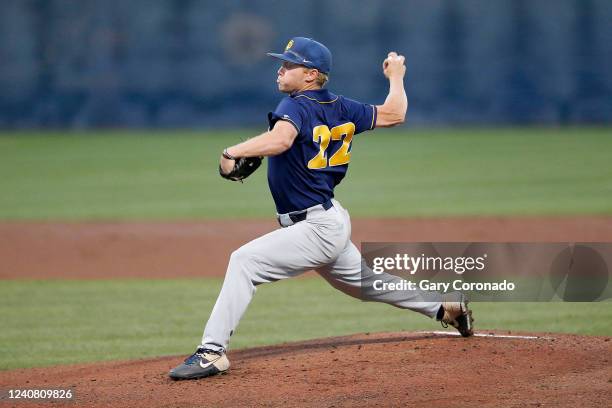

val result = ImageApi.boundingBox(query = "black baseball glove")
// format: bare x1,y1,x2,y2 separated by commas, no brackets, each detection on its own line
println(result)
219,150,263,182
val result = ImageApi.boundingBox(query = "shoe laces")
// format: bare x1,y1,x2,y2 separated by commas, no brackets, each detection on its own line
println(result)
184,348,219,365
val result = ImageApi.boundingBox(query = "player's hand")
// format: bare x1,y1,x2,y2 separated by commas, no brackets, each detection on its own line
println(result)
382,52,406,80
219,154,235,175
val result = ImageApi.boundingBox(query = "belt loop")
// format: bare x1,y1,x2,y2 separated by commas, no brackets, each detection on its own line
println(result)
276,213,295,228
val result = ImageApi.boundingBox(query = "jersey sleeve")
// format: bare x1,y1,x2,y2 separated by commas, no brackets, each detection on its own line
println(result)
341,97,377,134
267,97,304,133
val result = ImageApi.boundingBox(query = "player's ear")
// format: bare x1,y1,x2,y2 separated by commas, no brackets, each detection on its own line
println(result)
305,68,319,83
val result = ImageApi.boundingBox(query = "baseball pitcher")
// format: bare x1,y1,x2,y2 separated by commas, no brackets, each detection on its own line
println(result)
169,37,473,380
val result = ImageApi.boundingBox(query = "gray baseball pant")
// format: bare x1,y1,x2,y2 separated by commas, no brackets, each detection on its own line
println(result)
201,199,441,352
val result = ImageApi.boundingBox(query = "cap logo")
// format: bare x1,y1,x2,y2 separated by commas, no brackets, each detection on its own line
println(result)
285,40,294,52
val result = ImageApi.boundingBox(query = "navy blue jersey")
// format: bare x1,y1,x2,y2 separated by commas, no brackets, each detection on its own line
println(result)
267,89,377,214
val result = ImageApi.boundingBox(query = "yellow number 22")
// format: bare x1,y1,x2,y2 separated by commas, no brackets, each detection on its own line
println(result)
307,122,355,169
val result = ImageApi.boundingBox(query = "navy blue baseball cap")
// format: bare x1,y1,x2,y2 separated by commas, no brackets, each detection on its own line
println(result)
267,37,332,74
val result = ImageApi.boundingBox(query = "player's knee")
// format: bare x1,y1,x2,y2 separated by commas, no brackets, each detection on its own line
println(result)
227,247,264,286
228,247,258,274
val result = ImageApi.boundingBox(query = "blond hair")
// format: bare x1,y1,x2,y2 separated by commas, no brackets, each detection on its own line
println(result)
316,71,329,87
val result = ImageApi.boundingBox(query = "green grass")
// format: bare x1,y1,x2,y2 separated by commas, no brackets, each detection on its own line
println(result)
0,128,611,219
1,278,610,370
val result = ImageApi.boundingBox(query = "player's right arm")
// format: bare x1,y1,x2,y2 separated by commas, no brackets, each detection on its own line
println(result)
375,52,407,127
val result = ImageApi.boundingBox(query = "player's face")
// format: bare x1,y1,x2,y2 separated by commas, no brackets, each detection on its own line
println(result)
276,61,309,93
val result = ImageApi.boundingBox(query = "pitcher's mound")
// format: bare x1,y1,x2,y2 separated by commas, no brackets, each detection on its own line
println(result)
1,331,610,407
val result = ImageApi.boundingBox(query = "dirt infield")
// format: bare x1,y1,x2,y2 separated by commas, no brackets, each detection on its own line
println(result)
2,216,612,279
0,331,610,407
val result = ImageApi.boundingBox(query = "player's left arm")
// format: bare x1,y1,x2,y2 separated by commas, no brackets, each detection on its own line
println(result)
375,52,408,128
219,121,298,174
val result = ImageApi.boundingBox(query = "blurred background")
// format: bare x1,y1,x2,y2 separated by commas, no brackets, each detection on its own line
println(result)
1,0,611,129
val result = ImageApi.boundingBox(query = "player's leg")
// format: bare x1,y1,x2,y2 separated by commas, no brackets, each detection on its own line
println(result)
316,202,473,335
201,204,349,353
318,241,474,336
170,216,349,380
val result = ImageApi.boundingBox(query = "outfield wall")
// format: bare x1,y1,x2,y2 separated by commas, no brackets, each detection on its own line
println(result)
1,0,611,128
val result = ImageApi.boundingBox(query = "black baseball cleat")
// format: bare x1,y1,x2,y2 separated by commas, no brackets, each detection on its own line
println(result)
438,292,474,337
169,347,230,380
